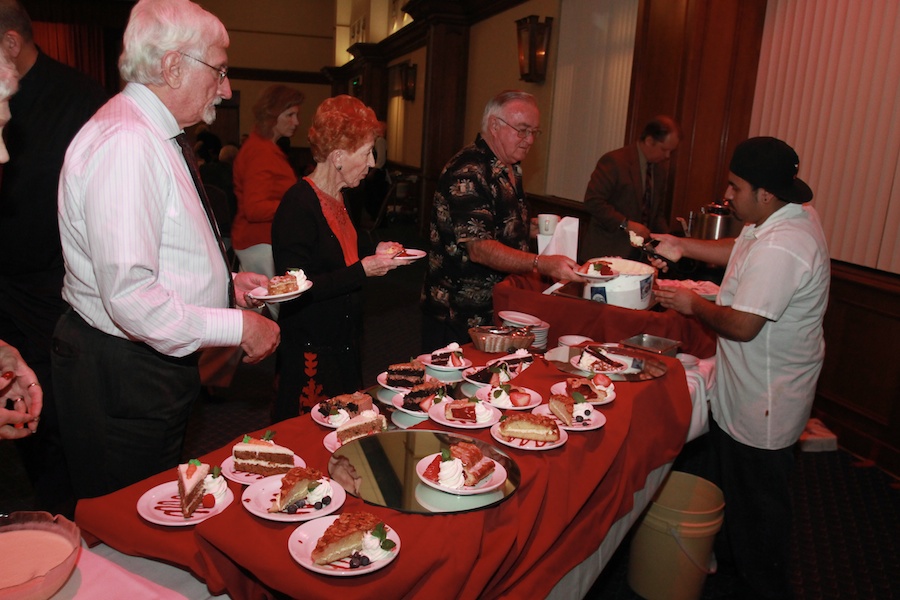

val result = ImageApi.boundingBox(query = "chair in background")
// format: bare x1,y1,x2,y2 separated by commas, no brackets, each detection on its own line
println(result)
358,172,419,245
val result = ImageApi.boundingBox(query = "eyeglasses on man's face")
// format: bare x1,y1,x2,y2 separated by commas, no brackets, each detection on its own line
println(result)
495,116,542,139
180,52,228,83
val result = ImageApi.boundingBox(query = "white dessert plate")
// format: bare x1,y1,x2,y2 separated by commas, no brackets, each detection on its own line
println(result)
532,403,607,432
416,352,473,372
376,371,438,393
549,381,617,406
497,310,542,327
427,401,501,429
390,393,433,418
578,265,620,281
414,453,508,496
475,386,542,411
310,403,380,429
221,455,306,486
391,248,426,261
288,515,401,576
390,410,423,429
323,431,341,453
136,481,233,526
570,351,637,375
248,280,313,303
490,422,569,451
241,474,346,522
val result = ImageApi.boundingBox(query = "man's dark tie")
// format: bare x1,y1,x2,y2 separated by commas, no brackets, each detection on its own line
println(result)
175,133,235,308
641,162,653,226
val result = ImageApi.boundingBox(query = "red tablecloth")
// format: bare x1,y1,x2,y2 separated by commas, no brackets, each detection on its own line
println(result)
76,348,693,599
493,274,717,358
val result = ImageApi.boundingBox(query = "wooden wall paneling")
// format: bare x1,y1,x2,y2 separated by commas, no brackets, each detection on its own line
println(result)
418,21,470,235
814,262,900,476
630,0,766,231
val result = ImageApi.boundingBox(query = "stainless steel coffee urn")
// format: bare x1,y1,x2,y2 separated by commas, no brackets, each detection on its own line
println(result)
686,201,743,240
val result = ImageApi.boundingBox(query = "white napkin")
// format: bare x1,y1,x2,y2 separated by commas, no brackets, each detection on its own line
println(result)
678,353,717,442
537,216,579,261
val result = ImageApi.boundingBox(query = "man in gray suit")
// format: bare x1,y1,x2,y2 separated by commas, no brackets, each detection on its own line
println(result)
582,116,680,260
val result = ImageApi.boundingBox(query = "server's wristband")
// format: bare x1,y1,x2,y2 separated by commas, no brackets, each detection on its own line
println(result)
532,254,540,273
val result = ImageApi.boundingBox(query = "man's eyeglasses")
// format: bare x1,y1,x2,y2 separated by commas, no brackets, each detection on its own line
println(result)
180,53,228,83
495,116,542,139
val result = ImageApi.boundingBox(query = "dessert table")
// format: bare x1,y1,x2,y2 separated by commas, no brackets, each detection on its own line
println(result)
493,273,717,358
75,347,694,599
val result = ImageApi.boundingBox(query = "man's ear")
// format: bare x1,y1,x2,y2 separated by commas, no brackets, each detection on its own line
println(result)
160,51,183,88
3,31,22,60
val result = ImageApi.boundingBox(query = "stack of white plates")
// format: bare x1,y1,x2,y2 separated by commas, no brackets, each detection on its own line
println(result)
498,311,550,350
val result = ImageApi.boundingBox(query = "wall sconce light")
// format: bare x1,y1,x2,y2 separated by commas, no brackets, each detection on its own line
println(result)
400,63,417,101
516,15,553,83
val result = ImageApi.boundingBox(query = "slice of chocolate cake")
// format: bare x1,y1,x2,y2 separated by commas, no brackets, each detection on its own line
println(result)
386,359,425,388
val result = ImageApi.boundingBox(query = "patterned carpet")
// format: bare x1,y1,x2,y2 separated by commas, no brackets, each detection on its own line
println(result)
2,220,898,599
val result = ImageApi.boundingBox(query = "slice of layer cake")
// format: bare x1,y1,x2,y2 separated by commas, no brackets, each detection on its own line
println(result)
177,459,209,518
430,342,465,367
386,360,425,388
548,394,575,426
316,391,373,419
450,442,495,486
498,413,560,442
232,435,295,476
401,381,448,412
444,399,476,421
269,466,325,513
311,512,384,565
336,410,387,445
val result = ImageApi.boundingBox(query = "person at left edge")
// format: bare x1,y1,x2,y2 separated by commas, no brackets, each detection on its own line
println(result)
0,0,108,516
52,0,280,500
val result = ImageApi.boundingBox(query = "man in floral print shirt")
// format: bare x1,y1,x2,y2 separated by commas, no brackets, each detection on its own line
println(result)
421,90,583,350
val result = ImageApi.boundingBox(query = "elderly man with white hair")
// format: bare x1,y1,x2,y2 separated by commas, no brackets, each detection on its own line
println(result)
52,0,280,499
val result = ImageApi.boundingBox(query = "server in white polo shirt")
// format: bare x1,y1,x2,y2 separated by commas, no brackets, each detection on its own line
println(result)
52,0,280,500
652,137,830,600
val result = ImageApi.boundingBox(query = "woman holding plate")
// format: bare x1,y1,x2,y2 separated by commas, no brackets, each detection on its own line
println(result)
272,95,404,420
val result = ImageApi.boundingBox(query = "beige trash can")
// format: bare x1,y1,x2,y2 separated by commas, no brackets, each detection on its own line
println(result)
627,471,724,600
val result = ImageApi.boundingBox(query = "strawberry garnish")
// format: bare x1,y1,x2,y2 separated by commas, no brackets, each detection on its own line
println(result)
592,373,612,387
509,390,531,407
423,455,441,482
202,493,215,508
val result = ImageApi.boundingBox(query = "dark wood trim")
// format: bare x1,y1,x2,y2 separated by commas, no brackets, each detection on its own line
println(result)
814,260,900,477
226,67,330,85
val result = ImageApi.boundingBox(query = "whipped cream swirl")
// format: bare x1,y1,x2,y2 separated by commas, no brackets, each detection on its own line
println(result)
489,386,513,408
328,408,350,426
204,474,228,504
474,401,492,423
361,530,393,562
438,457,465,489
306,478,333,505
573,402,592,422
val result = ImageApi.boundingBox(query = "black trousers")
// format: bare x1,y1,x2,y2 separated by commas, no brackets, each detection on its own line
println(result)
708,417,795,600
51,309,200,499
420,313,472,355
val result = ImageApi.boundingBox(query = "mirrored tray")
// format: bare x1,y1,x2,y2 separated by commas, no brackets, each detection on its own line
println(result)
328,430,520,515
547,343,668,382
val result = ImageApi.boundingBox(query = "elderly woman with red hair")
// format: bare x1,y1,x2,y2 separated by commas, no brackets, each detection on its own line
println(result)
272,95,403,420
232,84,304,280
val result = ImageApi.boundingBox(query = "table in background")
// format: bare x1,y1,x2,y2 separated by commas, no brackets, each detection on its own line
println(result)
493,273,717,358
75,348,693,599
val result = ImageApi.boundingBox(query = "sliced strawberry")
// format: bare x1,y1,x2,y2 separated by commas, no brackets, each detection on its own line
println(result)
450,353,464,367
592,373,612,388
418,394,435,412
202,493,215,508
423,455,442,482
509,390,531,407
